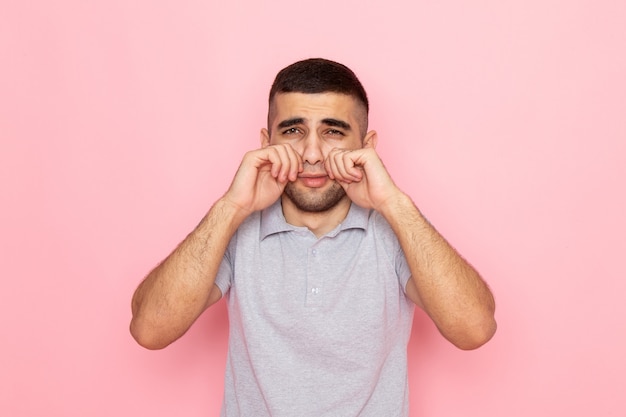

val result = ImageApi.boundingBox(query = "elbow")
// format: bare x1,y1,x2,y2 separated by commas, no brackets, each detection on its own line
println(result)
129,318,173,350
451,316,497,351
438,309,497,350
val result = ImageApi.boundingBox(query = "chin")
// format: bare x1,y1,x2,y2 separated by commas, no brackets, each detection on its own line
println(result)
284,182,346,213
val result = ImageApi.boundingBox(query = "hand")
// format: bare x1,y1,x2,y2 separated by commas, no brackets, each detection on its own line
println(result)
223,144,303,215
324,147,401,211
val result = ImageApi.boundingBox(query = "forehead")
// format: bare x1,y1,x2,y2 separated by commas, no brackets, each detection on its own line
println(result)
269,92,366,127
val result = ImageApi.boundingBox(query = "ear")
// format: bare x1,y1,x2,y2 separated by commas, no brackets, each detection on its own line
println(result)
260,128,270,148
363,130,378,149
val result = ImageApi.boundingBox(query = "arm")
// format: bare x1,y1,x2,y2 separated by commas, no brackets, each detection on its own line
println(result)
325,143,496,350
130,199,244,350
130,144,303,349
378,193,496,350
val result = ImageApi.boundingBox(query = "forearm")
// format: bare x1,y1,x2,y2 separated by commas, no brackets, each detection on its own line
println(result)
379,191,496,350
130,198,246,349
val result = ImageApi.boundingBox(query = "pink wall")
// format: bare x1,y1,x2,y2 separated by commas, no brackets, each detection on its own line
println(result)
2,1,625,416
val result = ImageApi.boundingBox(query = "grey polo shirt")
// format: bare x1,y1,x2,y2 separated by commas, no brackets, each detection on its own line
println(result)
215,200,415,417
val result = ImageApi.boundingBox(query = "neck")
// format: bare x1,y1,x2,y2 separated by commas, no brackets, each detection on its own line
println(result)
281,195,351,238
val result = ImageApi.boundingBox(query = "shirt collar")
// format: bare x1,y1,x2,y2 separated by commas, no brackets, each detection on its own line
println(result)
260,199,370,240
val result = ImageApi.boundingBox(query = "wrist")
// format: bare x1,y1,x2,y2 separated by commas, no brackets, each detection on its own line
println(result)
209,197,251,230
376,191,427,228
375,188,410,215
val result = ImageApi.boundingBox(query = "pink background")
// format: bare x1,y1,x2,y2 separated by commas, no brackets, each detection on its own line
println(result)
2,0,625,416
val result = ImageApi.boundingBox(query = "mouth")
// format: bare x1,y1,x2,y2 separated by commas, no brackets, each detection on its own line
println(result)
297,173,329,188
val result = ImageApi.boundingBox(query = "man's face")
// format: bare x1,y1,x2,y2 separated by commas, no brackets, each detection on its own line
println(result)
261,92,374,213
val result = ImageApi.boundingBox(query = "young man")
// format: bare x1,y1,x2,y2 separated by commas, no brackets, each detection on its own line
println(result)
130,58,496,416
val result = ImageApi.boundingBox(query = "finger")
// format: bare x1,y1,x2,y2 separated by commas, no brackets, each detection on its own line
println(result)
326,149,347,182
327,149,351,182
324,154,335,180
271,145,294,183
283,144,303,182
329,149,360,182
264,146,287,181
341,151,363,181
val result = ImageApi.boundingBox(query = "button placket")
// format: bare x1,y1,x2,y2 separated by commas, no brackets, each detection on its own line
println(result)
305,243,323,305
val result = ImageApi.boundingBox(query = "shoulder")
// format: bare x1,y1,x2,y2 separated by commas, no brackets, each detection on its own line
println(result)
365,209,405,259
238,209,263,232
368,209,397,240
229,199,287,247
224,210,262,255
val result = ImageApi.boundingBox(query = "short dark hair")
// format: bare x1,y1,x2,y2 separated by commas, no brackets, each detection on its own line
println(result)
269,58,369,112
268,58,369,134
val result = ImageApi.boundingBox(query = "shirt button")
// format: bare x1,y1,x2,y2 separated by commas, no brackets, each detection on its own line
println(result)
311,287,319,294
312,249,317,255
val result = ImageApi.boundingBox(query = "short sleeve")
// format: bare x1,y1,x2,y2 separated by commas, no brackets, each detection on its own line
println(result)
372,211,412,293
214,233,236,296
395,244,411,292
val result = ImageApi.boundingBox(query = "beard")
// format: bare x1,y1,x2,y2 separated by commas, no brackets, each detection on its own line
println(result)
283,180,347,213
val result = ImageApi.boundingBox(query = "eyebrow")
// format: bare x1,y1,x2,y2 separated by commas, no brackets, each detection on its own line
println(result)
322,118,352,131
277,117,352,131
277,118,305,129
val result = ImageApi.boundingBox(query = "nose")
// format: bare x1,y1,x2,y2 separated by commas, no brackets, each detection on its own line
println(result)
300,132,324,166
